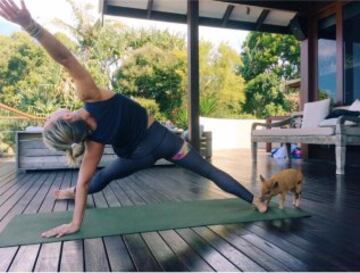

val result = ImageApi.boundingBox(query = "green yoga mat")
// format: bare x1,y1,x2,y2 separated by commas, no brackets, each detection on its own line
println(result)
0,198,310,247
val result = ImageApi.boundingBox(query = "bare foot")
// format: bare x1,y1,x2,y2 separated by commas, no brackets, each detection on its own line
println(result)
252,197,268,213
54,187,75,200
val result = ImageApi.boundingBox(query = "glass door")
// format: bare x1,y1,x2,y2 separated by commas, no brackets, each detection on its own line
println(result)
343,2,360,104
317,14,337,102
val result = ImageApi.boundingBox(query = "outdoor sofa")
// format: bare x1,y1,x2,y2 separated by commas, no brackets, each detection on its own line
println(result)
251,98,360,175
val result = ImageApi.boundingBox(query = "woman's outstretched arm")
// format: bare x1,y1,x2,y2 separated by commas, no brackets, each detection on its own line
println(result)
0,0,101,102
41,141,104,238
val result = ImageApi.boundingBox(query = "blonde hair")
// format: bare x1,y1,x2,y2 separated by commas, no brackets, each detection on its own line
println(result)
43,119,89,166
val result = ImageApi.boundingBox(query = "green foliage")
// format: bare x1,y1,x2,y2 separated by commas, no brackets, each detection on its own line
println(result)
239,32,300,118
242,72,289,118
0,32,81,116
132,97,165,121
198,42,245,117
124,27,186,51
112,44,186,118
200,95,218,116
240,32,300,81
172,107,188,129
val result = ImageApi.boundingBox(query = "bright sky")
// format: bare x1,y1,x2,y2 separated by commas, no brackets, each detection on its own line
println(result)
0,0,248,53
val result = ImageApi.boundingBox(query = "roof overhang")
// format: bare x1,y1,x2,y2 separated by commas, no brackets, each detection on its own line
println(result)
100,0,300,34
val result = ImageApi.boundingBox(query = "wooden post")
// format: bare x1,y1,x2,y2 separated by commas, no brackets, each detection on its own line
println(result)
300,14,317,159
336,2,344,104
187,0,200,151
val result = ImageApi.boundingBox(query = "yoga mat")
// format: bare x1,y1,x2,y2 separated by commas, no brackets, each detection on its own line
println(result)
0,198,310,247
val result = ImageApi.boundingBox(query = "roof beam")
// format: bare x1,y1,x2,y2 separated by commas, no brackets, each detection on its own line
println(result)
216,0,309,12
234,0,333,15
147,0,154,19
99,0,106,26
222,5,235,27
255,9,270,31
105,5,291,34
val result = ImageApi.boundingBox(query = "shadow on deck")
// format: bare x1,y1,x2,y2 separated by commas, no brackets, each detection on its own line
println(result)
0,149,359,271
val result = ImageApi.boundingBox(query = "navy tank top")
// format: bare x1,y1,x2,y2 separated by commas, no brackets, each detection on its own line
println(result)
84,93,148,157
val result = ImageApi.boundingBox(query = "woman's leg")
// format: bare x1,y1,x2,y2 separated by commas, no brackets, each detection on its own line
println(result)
152,127,267,212
171,144,254,203
87,156,155,194
171,145,267,212
55,155,155,199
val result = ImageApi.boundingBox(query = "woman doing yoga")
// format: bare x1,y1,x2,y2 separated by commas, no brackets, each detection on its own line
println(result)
0,0,267,238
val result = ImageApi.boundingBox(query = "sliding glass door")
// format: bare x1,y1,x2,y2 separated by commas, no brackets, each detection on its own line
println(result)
317,14,337,102
343,2,360,104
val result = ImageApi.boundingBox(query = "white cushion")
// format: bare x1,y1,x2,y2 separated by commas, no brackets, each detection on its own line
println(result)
252,127,334,136
349,99,360,111
319,118,356,127
301,99,331,128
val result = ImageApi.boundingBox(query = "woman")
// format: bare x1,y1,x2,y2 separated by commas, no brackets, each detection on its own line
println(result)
0,0,267,238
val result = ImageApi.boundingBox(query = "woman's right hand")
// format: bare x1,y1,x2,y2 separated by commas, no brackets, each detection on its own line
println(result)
0,0,33,28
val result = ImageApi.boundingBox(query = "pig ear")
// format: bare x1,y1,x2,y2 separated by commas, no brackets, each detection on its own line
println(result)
272,181,279,189
259,175,266,183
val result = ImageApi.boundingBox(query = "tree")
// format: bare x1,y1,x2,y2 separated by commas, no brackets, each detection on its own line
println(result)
212,43,245,116
242,72,290,118
198,42,246,117
0,32,81,116
112,44,186,119
240,32,300,81
239,32,300,117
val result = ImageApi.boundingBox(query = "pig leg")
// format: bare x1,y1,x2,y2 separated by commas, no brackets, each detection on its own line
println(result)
293,184,302,208
279,193,286,209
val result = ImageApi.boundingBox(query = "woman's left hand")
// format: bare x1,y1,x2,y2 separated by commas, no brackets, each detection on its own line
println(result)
41,223,80,238
0,0,33,27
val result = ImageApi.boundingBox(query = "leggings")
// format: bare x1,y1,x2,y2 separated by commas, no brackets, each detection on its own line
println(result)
87,121,254,203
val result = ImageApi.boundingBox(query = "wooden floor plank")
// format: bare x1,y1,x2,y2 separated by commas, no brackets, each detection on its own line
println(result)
0,173,36,209
102,236,135,272
243,222,349,271
34,171,67,272
115,180,164,271
208,225,291,271
0,170,59,271
159,230,215,272
98,185,136,272
176,228,240,272
192,227,266,272
6,172,51,272
142,232,190,271
129,175,216,272
124,233,163,271
1,149,360,271
83,189,110,271
133,171,280,272
165,162,358,268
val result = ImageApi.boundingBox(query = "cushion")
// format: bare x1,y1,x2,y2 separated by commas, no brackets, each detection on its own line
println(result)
252,127,334,136
349,99,360,111
301,98,331,128
326,109,360,119
319,118,356,127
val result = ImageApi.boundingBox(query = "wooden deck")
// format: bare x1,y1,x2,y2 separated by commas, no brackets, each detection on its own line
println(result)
0,149,359,272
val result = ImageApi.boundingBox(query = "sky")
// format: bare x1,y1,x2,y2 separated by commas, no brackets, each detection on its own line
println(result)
0,0,249,53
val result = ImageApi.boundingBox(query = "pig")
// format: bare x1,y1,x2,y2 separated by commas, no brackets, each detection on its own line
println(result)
259,168,303,209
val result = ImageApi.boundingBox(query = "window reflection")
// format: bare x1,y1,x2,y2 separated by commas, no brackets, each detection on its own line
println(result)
344,2,360,104
318,14,336,102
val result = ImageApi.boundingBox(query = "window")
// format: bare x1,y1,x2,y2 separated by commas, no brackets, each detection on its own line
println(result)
343,2,360,104
317,14,336,102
